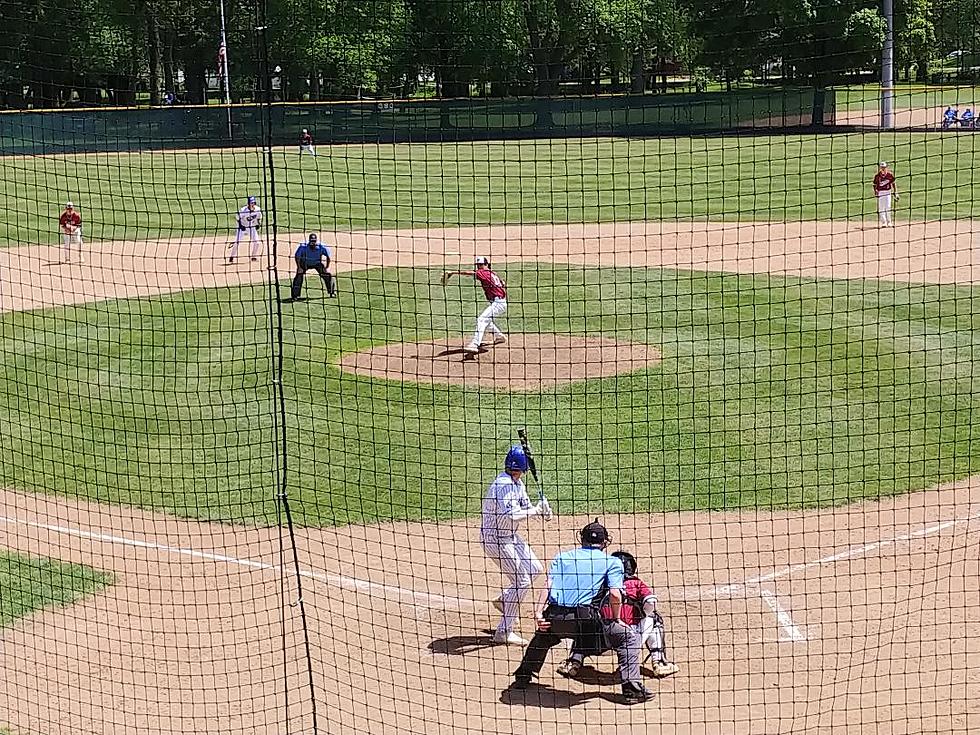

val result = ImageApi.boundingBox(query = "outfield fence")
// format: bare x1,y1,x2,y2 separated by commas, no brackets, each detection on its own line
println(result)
0,89,835,154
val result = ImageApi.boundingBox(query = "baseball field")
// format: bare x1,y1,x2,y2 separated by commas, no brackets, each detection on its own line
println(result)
1,134,979,734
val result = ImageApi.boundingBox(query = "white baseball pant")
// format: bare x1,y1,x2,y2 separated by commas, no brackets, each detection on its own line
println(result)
877,192,892,226
61,229,84,263
467,298,507,349
231,226,262,259
301,144,317,156
482,534,542,635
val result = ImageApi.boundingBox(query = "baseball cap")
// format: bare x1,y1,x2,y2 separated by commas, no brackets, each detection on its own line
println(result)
878,161,888,167
65,201,74,207
248,195,257,204
475,256,490,265
580,519,610,545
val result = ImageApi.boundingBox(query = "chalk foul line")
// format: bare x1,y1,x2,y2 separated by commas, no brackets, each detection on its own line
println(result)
0,515,476,613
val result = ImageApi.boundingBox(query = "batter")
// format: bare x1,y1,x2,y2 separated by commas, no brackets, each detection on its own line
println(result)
480,445,552,645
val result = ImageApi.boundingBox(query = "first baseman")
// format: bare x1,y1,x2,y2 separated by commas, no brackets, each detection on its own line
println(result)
442,257,507,354
58,201,84,263
873,161,898,227
480,445,552,646
230,196,263,262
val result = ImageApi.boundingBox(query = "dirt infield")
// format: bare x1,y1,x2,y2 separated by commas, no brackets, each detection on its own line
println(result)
1,219,980,734
3,219,980,313
338,334,662,390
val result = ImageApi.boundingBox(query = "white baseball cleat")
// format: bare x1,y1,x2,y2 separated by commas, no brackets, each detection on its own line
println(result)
493,630,528,646
463,345,480,354
652,661,680,677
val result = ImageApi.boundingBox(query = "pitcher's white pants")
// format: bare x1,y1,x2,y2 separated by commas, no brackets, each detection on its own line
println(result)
482,534,542,634
468,298,507,349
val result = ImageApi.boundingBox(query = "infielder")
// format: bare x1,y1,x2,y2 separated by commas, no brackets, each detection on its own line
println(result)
300,129,317,156
230,196,263,263
480,445,552,645
873,161,898,227
58,201,84,263
557,550,679,679
441,257,507,354
289,233,336,300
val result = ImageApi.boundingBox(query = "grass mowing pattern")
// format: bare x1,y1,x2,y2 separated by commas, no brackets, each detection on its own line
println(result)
2,134,979,245
0,552,111,629
1,264,978,526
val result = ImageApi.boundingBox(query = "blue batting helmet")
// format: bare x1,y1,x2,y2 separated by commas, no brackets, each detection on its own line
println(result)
504,445,529,471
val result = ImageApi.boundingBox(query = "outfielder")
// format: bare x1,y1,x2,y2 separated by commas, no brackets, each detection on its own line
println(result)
289,233,336,301
230,196,262,263
557,550,679,679
58,201,84,263
480,445,552,645
300,129,316,156
873,162,898,227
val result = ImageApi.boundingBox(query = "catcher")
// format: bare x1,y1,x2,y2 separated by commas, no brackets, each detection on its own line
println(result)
58,201,84,264
557,550,679,679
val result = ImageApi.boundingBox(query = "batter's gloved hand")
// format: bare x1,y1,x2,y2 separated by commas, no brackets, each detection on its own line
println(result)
537,497,553,521
238,224,246,231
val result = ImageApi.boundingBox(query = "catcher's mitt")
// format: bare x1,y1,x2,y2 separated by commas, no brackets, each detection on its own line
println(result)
440,271,452,286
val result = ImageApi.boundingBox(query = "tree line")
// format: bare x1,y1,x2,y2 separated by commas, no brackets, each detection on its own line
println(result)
0,0,977,108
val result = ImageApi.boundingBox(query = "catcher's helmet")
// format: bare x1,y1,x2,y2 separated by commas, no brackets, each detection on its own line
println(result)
612,550,638,577
504,445,529,471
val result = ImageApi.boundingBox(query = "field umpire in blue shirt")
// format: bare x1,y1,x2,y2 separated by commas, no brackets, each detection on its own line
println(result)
510,520,652,703
289,233,336,301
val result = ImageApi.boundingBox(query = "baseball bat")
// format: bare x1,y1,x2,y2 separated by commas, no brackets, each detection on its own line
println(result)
516,427,543,501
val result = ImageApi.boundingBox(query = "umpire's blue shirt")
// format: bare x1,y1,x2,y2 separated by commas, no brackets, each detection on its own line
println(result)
295,242,331,268
547,548,625,607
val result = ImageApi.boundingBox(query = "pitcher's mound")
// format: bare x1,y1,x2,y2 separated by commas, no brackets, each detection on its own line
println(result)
338,333,661,391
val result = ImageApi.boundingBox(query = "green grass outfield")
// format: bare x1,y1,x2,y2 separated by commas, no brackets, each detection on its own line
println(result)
1,264,978,526
0,552,111,629
2,133,979,245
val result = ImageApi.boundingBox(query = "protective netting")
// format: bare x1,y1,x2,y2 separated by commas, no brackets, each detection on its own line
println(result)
2,0,980,733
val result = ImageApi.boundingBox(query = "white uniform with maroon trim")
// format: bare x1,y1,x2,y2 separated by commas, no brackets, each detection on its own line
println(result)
480,471,543,637
873,170,896,226
467,268,507,350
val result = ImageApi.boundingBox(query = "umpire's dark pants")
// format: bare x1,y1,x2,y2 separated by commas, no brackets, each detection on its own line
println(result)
291,261,335,299
513,604,642,684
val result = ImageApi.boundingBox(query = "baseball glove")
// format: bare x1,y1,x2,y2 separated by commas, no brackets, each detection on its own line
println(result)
440,271,452,286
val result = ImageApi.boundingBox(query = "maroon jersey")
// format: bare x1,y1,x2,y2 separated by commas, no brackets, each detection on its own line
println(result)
301,132,313,146
474,268,506,301
873,171,895,194
601,577,653,627
59,210,81,230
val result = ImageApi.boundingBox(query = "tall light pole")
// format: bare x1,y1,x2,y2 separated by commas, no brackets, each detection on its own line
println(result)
881,0,895,128
218,0,233,139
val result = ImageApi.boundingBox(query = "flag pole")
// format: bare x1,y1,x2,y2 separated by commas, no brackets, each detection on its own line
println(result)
218,0,233,140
